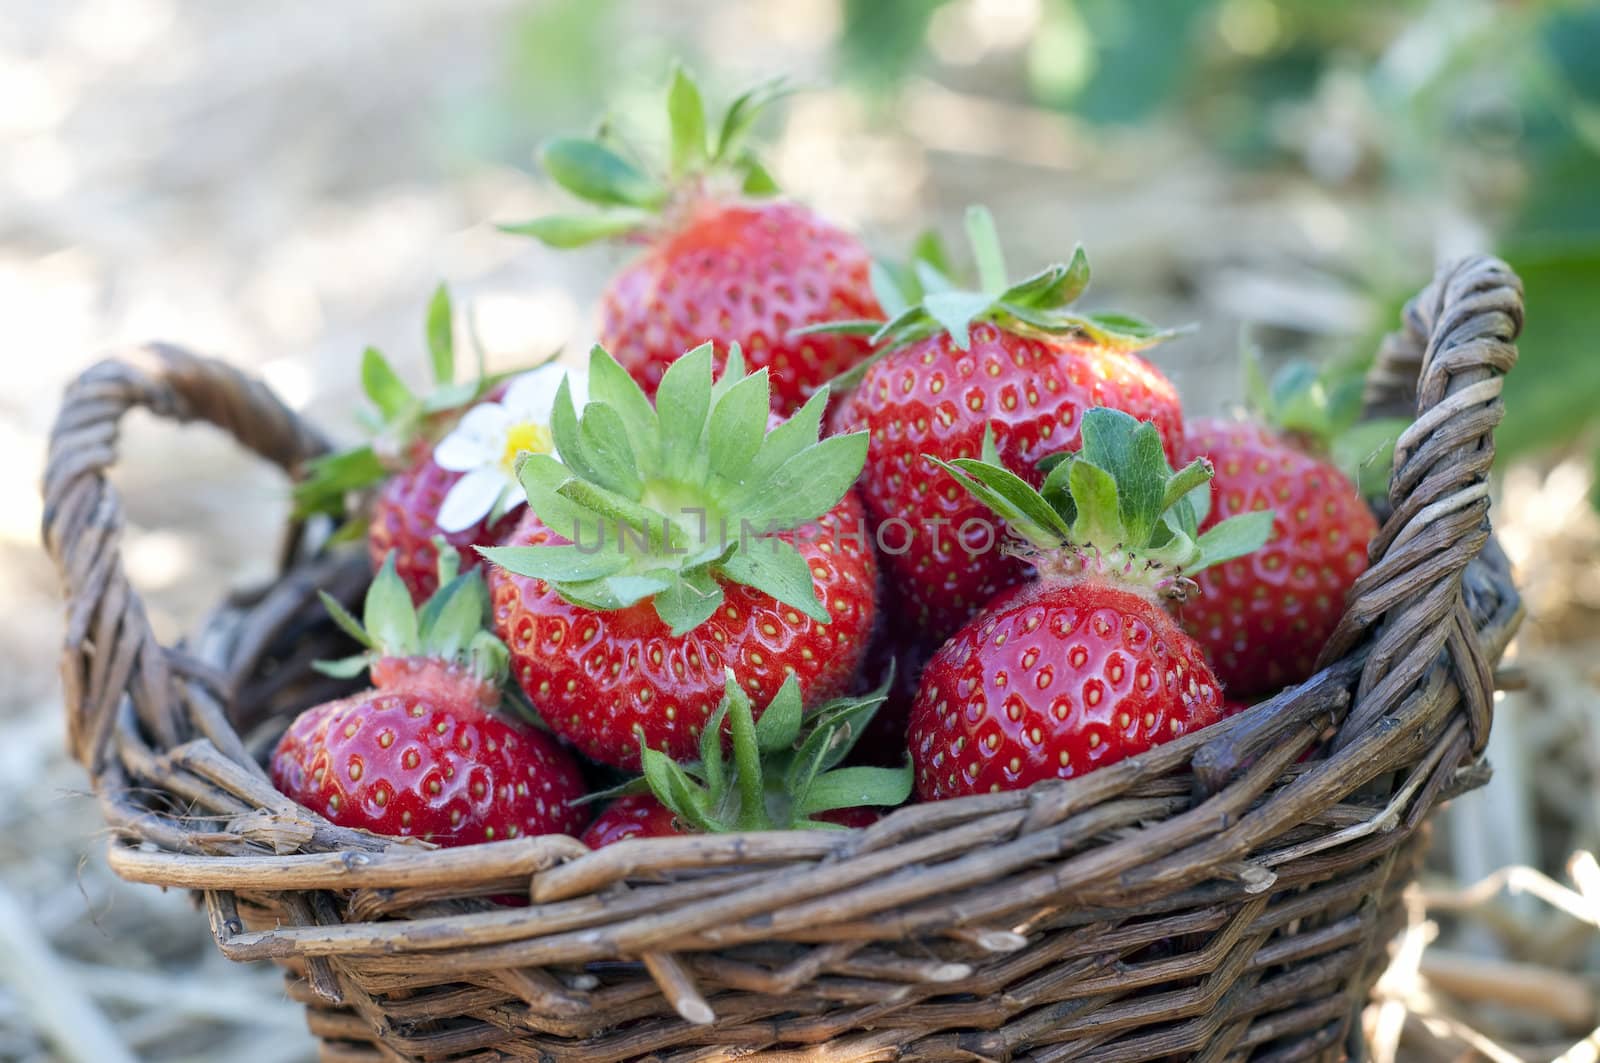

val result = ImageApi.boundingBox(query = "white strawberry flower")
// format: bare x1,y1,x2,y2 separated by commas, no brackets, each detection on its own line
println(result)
433,363,587,533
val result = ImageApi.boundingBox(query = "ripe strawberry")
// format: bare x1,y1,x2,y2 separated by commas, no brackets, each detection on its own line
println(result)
503,67,881,415
482,343,878,769
581,673,907,847
908,407,1273,800
827,207,1183,641
367,454,522,603
271,554,589,843
1175,416,1379,695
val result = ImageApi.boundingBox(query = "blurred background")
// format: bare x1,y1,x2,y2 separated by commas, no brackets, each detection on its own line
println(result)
3,1,1597,1060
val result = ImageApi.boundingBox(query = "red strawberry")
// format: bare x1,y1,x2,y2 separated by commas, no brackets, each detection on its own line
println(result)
482,344,878,769
581,674,906,847
908,408,1273,800
271,555,589,843
1176,418,1378,696
368,454,521,603
504,68,880,415
829,208,1183,641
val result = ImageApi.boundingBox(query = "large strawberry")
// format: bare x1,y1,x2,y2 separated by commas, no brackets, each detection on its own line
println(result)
271,553,589,843
502,67,881,415
1175,360,1390,695
582,673,907,847
908,408,1272,800
482,343,878,769
826,208,1184,642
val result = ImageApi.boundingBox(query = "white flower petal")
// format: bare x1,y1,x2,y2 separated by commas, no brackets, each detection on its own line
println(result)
436,467,511,533
434,403,514,471
503,363,588,424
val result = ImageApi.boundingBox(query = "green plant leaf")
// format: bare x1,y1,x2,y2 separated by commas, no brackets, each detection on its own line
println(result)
363,554,419,657
698,695,729,802
869,260,910,318
1076,409,1168,547
656,342,714,476
426,284,454,387
312,655,371,679
923,291,995,350
1331,417,1408,498
719,538,829,622
753,673,803,754
796,765,913,816
540,137,667,208
578,401,644,499
1065,459,1124,546
498,211,650,248
641,745,718,832
966,205,1009,295
745,387,827,485
587,345,659,471
716,77,790,160
421,572,488,661
936,457,1071,547
653,570,724,635
708,368,770,484
293,446,388,518
317,590,374,650
361,347,415,422
1195,511,1275,571
720,669,768,830
667,64,707,177
731,432,868,530
478,544,630,583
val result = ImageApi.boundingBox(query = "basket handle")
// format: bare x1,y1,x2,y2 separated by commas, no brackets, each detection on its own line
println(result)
42,344,331,772
1322,255,1523,753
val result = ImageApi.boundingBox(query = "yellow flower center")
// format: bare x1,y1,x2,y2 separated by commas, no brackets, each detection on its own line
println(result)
500,421,553,470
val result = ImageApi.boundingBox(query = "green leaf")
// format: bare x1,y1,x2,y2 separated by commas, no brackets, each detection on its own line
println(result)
498,212,650,248
754,674,803,754
667,64,707,177
548,374,589,479
805,681,891,772
1076,311,1176,351
1065,459,1124,546
708,368,770,484
721,670,768,830
540,137,667,208
965,205,1009,295
361,347,415,422
421,572,487,661
869,260,910,318
910,227,954,283
715,77,790,160
1195,510,1275,571
292,446,387,518
655,342,714,476
425,284,454,387
652,570,724,635
1331,418,1408,498
641,746,718,832
699,697,729,801
738,152,780,196
578,402,644,499
587,345,659,471
745,387,827,484
936,457,1071,547
479,544,630,583
1161,458,1213,515
556,478,666,551
1077,409,1167,547
719,538,829,623
515,453,605,547
1038,454,1078,525
312,655,371,680
922,291,996,350
732,432,868,530
317,590,374,649
796,765,913,816
363,554,420,657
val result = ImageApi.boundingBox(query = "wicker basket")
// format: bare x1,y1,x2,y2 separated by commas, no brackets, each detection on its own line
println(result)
44,255,1524,1062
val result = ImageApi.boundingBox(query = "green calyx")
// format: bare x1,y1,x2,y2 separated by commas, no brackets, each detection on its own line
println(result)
931,408,1274,602
294,284,502,524
500,64,789,249
314,545,510,687
609,670,911,832
804,205,1180,390
1242,338,1408,500
480,343,868,636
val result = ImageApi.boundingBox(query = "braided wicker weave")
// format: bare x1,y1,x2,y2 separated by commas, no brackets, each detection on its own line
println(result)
44,255,1523,1062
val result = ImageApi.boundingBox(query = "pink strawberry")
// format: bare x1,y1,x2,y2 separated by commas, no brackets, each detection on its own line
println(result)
367,453,521,604
828,207,1183,641
271,555,589,843
908,407,1273,800
481,344,878,769
1176,418,1378,696
503,67,880,415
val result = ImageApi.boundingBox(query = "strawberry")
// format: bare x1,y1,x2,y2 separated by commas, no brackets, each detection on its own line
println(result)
367,453,522,604
481,343,878,769
1174,356,1394,695
581,673,908,847
907,408,1273,800
826,208,1184,641
503,67,881,415
271,553,589,843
